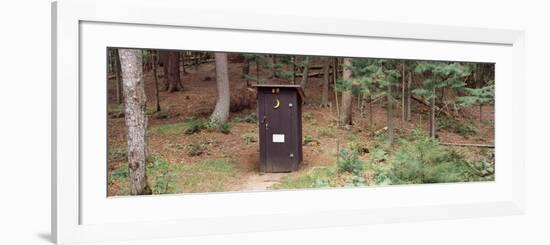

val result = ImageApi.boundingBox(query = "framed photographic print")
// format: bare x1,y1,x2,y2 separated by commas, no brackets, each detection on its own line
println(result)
52,0,525,244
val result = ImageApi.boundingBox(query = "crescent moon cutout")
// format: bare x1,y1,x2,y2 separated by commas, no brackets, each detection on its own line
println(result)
273,98,281,109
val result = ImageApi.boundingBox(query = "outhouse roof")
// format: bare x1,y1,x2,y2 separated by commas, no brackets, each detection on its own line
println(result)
251,84,305,99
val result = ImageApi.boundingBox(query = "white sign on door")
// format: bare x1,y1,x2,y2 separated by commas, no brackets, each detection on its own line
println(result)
272,134,285,143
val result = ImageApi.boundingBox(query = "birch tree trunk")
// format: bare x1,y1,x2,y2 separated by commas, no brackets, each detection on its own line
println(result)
321,57,330,107
118,48,151,195
210,52,230,124
340,58,353,126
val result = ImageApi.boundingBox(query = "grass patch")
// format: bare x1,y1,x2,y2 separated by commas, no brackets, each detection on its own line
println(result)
232,113,257,123
148,117,207,135
108,104,123,114
241,132,258,144
108,157,242,195
186,142,205,156
107,104,124,118
166,143,184,150
303,134,319,145
302,112,317,125
179,159,240,193
206,121,231,134
108,164,130,195
302,112,313,121
316,127,334,137
272,166,336,189
108,147,127,162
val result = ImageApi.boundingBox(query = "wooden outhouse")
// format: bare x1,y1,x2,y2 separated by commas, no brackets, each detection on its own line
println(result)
252,84,304,172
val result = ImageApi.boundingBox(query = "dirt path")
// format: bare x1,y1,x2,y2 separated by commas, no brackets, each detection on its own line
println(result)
239,172,289,191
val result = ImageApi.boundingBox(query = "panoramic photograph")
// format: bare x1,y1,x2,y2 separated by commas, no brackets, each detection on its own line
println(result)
107,48,495,196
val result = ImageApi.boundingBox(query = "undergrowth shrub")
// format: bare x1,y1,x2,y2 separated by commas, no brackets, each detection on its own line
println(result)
470,159,495,179
438,115,478,138
186,142,205,156
387,131,479,184
147,156,181,195
337,142,364,175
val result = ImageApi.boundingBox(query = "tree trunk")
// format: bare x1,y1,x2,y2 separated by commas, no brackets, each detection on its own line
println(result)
113,49,123,105
321,57,330,107
160,50,183,92
300,56,311,90
401,64,405,128
333,58,340,125
193,51,200,69
256,59,261,84
340,58,353,126
387,81,394,146
429,87,436,138
291,56,296,85
406,72,412,121
271,55,277,78
368,96,373,128
210,53,231,124
141,50,148,72
109,49,115,74
152,51,161,112
118,48,151,195
242,57,250,77
181,52,187,75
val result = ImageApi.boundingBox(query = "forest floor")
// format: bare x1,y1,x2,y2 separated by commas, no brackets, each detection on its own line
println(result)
107,58,495,196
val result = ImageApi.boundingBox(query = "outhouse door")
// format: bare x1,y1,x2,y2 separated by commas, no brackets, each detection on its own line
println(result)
259,89,296,172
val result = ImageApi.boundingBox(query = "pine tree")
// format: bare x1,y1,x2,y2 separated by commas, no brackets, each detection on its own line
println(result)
356,59,400,144
413,62,471,138
457,83,494,125
242,54,271,84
